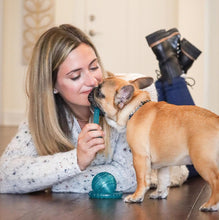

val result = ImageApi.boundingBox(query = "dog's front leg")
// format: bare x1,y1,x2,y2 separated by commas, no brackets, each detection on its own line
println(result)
149,167,170,199
124,154,151,203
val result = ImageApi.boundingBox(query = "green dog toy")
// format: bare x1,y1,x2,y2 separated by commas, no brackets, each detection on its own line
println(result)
93,107,100,124
89,172,123,199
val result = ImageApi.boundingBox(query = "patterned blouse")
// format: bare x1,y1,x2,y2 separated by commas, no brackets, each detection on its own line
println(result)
0,118,137,194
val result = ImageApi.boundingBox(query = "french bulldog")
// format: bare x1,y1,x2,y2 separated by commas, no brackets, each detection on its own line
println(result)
88,75,219,212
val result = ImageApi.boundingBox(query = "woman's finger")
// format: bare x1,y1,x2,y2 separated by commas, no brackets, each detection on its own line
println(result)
87,135,105,147
83,123,102,133
90,143,105,155
79,124,104,142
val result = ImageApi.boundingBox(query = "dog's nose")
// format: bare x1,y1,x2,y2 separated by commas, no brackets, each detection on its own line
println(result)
88,88,95,103
88,88,105,116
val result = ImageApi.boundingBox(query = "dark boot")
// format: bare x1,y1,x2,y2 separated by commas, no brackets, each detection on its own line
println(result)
179,38,202,73
146,28,180,51
166,28,181,53
146,28,201,76
146,30,182,83
163,30,201,74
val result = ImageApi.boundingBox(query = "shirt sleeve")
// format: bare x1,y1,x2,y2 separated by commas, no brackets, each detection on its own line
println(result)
0,122,81,193
52,129,137,193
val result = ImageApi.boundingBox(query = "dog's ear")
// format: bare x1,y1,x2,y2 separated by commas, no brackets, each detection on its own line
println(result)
106,71,115,77
130,77,154,89
115,85,134,109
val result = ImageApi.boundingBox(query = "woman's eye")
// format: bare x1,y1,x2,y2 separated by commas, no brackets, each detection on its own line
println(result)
90,66,99,71
71,75,80,81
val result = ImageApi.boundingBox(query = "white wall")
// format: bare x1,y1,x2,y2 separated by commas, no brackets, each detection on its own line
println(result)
206,0,219,114
2,0,27,125
68,0,178,76
178,0,205,108
0,0,3,124
1,0,219,125
178,0,219,115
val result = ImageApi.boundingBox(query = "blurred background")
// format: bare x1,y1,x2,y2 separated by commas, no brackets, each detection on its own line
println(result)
0,0,218,125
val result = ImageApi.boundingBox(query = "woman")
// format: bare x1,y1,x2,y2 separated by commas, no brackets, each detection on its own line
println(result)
0,24,188,194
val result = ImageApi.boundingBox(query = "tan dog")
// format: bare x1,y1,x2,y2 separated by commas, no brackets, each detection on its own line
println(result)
88,75,219,212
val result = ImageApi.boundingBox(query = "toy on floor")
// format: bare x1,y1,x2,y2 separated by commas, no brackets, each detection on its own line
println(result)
89,172,123,199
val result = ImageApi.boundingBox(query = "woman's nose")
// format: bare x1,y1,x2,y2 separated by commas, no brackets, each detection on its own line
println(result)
84,72,98,87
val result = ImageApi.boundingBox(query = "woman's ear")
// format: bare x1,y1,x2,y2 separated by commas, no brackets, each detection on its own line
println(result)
130,77,154,89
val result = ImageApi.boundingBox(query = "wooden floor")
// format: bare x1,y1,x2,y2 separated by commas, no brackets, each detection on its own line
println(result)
1,126,219,220
0,125,18,155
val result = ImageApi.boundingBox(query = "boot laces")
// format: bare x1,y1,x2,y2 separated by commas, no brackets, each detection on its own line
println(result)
181,74,196,88
155,69,161,80
155,69,196,88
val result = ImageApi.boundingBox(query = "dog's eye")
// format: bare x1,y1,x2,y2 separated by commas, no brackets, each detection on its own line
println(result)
96,86,105,99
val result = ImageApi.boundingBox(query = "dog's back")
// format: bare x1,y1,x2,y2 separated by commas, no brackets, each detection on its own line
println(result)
127,100,219,167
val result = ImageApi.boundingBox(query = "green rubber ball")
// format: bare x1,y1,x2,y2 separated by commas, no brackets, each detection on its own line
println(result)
92,172,117,194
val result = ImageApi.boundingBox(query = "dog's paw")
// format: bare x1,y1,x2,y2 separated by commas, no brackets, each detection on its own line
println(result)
149,189,169,199
199,202,219,212
169,165,189,187
124,193,145,203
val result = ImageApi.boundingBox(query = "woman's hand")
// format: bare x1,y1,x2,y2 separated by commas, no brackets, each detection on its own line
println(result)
77,123,105,170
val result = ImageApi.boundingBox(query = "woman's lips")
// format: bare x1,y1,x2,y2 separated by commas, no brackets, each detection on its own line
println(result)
82,89,93,94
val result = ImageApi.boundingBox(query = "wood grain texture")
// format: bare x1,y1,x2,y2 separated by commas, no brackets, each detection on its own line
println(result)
0,126,219,219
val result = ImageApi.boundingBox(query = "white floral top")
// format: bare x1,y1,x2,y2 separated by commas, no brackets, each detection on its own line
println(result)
0,118,137,194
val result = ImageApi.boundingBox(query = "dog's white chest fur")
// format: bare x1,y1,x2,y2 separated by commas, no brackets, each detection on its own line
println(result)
151,155,192,169
106,117,126,133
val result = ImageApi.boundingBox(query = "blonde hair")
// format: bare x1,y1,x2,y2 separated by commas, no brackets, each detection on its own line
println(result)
26,24,110,155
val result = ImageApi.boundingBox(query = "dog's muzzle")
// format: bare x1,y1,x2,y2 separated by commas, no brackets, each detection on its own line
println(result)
88,88,105,116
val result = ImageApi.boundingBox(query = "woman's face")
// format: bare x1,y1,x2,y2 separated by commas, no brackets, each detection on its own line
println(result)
55,43,103,110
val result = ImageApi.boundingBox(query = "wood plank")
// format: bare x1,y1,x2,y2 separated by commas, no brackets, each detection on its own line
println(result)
0,126,17,155
188,183,219,220
0,178,218,219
